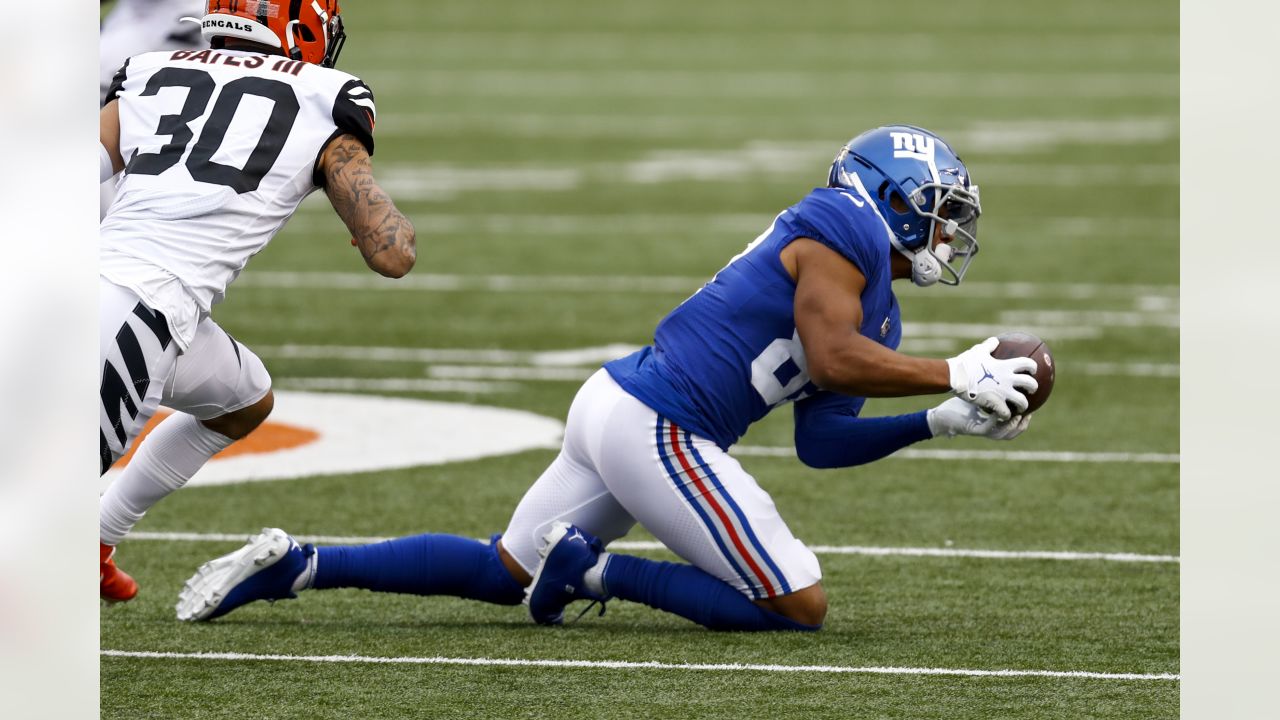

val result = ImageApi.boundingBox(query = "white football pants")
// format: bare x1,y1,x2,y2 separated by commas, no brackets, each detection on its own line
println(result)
503,370,822,599
99,278,271,474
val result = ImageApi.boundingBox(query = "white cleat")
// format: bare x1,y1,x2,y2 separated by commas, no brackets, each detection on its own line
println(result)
175,528,304,622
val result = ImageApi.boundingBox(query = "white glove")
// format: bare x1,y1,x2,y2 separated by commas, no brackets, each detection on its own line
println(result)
927,397,1033,440
946,337,1039,421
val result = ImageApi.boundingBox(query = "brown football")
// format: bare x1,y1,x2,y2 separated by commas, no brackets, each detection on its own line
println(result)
991,331,1055,414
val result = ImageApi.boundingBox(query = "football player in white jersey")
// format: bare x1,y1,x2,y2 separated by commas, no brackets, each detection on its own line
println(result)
100,0,207,217
99,0,416,602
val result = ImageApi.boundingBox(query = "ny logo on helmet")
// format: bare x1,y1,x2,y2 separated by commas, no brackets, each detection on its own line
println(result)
890,132,935,161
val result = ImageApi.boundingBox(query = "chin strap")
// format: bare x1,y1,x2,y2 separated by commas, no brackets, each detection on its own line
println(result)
908,243,954,287
284,20,303,60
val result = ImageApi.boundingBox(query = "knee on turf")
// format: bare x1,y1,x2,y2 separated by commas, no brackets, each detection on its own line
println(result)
762,582,827,628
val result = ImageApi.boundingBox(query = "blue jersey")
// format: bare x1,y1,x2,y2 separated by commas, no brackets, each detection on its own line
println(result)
606,187,903,450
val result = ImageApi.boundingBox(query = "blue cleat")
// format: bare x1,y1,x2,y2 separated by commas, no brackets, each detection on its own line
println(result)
525,522,608,625
175,528,312,622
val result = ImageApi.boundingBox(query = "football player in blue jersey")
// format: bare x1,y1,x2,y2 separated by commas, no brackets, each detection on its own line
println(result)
176,125,1038,632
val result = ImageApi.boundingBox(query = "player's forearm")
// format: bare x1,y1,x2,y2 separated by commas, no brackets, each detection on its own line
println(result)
351,203,416,278
323,135,416,278
794,409,932,469
807,335,951,397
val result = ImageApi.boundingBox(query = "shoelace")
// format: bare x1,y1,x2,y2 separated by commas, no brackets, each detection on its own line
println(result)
569,599,608,624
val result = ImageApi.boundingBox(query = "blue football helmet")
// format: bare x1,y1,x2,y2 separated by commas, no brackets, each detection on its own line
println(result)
827,125,981,286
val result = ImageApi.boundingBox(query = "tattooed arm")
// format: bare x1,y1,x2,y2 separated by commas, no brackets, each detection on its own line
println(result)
319,134,417,278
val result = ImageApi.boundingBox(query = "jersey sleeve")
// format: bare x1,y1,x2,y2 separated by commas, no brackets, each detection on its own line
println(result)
789,188,887,278
103,58,130,106
331,77,376,156
792,392,931,469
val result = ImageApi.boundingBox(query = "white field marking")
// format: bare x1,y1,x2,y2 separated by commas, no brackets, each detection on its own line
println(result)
902,322,1102,341
969,163,1178,186
379,166,582,199
896,341,1178,375
621,144,820,184
1079,362,1179,378
275,377,518,394
260,344,1176,380
791,546,1179,564
620,146,1177,186
896,338,963,353
99,391,562,490
259,343,643,366
238,271,1176,305
237,271,702,294
283,362,1177,389
375,112,759,139
292,211,768,235
954,118,1179,152
282,208,1177,240
364,30,1176,64
734,446,1179,464
375,108,1180,156
1035,216,1179,239
1135,295,1179,312
99,650,1179,682
999,310,1180,329
126,530,1179,566
372,159,1175,198
131,531,398,544
319,134,1177,199
366,69,1177,99
427,365,593,382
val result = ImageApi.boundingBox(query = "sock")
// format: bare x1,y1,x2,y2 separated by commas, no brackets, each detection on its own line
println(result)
583,552,609,596
602,554,821,632
100,413,233,545
292,551,319,593
312,533,524,606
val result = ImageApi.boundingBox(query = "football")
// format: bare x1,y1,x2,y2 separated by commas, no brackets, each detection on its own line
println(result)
991,331,1055,414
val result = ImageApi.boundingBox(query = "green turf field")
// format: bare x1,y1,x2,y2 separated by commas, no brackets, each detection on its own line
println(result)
100,0,1179,717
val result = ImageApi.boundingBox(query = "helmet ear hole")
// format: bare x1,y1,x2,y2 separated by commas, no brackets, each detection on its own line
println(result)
888,192,909,214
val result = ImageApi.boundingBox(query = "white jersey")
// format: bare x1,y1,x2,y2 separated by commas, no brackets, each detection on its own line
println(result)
100,48,376,350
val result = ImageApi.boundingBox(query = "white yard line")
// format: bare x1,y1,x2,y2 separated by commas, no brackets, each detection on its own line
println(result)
283,209,1179,240
365,70,1177,100
903,279,1177,300
259,343,1177,380
903,322,1103,340
999,310,1180,329
98,649,1179,682
126,531,1178,564
735,446,1179,464
273,377,517,394
1079,362,1179,378
973,163,1178,186
275,364,1177,391
260,344,642,366
237,272,701,293
239,271,1176,301
368,159,1176,198
426,365,592,382
374,109,1182,160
